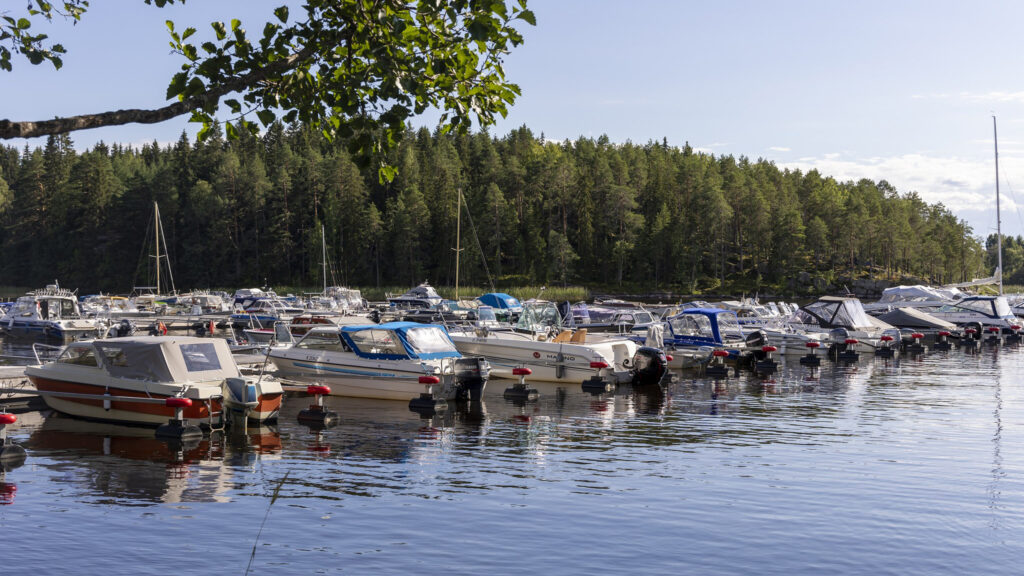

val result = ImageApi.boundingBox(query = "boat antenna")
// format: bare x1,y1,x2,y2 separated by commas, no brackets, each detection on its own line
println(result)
994,115,1003,295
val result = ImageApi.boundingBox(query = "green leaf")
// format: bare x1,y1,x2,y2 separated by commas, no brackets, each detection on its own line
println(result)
231,18,241,32
256,109,276,125
225,99,241,113
17,18,31,30
165,20,174,33
274,6,288,23
518,9,536,26
166,71,187,99
225,121,238,140
212,21,226,40
182,27,196,40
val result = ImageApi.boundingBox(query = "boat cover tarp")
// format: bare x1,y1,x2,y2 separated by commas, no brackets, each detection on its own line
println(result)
875,307,957,330
878,285,963,303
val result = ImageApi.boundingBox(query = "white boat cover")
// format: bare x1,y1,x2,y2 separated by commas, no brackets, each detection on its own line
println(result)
88,336,240,382
878,285,962,303
875,307,957,330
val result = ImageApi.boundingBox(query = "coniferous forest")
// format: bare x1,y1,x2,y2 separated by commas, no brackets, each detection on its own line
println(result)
0,123,993,295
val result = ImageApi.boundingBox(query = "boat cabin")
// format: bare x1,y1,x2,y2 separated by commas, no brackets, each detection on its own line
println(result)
665,308,745,348
54,336,240,383
797,296,881,330
293,322,462,361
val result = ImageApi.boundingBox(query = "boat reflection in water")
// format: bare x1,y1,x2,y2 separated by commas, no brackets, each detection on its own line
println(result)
25,413,281,504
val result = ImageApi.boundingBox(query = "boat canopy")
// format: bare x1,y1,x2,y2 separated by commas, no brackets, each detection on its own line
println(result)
877,285,963,303
936,295,1014,319
336,321,461,360
800,297,877,330
476,293,523,312
58,336,240,383
670,308,744,344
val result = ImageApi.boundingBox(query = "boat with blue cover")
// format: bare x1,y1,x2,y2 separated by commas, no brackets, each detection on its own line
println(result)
267,321,489,401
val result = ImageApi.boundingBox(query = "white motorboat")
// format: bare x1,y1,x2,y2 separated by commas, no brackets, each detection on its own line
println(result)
268,322,489,401
25,336,282,425
790,296,901,352
448,302,638,385
925,295,1020,330
0,284,100,341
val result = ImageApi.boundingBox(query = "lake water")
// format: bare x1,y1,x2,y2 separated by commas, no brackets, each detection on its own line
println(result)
1,343,1023,575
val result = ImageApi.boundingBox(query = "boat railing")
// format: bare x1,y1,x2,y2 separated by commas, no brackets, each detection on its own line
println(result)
31,342,64,364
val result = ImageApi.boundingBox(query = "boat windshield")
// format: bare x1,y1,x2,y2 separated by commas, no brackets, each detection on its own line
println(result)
347,329,408,357
296,330,347,352
57,345,99,367
835,300,874,328
994,297,1013,317
634,312,654,324
180,343,223,372
404,326,458,355
516,303,562,333
669,314,713,337
717,313,744,339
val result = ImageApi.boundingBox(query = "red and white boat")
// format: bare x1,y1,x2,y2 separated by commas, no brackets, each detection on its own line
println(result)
25,336,282,426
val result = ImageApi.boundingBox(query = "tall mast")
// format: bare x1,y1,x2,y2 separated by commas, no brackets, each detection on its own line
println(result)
154,201,160,295
994,116,1003,295
454,189,462,301
322,224,327,294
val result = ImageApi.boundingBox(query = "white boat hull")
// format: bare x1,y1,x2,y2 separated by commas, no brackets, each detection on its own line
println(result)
450,332,637,384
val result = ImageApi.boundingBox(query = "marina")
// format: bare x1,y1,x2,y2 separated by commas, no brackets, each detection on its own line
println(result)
0,330,1023,574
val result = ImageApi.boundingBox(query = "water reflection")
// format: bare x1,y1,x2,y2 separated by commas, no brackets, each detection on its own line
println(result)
22,414,281,505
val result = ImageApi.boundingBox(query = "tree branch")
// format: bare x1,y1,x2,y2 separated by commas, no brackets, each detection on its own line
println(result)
0,44,317,140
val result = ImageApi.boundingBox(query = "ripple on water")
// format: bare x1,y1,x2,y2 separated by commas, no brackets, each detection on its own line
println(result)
1,348,1024,574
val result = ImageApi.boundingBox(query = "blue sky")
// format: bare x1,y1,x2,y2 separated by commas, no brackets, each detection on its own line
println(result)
5,0,1024,238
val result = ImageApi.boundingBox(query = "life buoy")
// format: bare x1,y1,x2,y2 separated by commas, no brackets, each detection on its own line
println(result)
159,321,167,336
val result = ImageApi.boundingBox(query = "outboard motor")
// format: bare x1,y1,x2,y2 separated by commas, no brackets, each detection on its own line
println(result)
630,346,669,387
744,329,767,349
114,319,136,338
452,357,490,402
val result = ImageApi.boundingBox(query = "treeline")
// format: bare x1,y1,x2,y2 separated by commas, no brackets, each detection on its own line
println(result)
0,124,988,294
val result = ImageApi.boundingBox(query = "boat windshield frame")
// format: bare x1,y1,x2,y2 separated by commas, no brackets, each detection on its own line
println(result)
515,302,563,334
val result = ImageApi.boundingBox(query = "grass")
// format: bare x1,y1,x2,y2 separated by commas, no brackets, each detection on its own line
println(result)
271,284,589,303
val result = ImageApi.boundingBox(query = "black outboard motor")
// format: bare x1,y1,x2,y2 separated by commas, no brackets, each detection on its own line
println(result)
452,357,490,402
744,329,768,348
631,346,669,386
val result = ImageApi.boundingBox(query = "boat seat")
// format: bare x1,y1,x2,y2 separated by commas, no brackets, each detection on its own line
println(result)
570,328,588,343
551,330,573,343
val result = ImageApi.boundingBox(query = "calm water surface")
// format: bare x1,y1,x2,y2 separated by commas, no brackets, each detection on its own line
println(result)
1,342,1023,575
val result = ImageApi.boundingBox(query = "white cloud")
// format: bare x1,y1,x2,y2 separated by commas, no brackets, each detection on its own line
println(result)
912,91,1024,104
767,146,790,152
778,152,1023,217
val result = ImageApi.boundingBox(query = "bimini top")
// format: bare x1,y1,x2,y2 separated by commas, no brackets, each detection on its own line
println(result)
334,321,461,360
55,336,239,383
672,308,744,344
476,293,523,312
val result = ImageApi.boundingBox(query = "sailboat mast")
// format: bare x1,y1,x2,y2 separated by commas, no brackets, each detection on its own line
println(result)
994,116,1003,295
455,189,462,301
322,224,327,294
154,201,160,295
